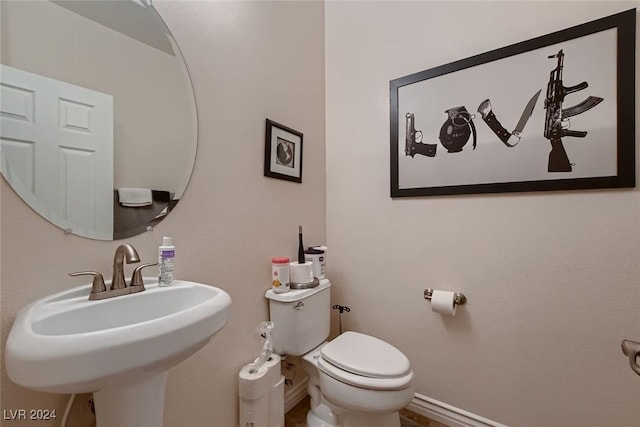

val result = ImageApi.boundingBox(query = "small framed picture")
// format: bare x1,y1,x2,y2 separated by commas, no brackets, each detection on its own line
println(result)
264,119,303,183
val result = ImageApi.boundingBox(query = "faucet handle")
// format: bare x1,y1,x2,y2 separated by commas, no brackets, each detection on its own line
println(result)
130,262,158,292
69,271,106,300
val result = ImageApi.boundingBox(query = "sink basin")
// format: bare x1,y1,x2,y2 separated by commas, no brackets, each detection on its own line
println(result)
32,283,222,336
5,279,232,427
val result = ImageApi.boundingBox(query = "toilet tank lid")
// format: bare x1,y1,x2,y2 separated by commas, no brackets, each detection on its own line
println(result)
265,279,330,302
320,331,411,378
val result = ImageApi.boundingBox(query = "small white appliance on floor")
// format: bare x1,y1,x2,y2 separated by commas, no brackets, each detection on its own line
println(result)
265,279,414,427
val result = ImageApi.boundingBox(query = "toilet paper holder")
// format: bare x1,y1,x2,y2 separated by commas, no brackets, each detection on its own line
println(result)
423,289,467,306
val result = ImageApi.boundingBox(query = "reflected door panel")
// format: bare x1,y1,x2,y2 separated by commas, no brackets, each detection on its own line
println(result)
0,65,114,239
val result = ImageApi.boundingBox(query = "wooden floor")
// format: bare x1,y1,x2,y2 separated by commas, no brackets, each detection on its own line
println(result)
284,396,310,427
285,396,447,427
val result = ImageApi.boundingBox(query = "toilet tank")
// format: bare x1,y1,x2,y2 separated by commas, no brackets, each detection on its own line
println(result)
265,279,331,356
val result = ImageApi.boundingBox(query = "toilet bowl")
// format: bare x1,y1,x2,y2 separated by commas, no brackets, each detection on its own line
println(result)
318,332,414,413
304,333,414,427
265,280,414,427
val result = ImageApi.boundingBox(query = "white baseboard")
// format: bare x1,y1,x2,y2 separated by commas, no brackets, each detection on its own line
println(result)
283,385,506,427
407,393,508,427
284,377,309,413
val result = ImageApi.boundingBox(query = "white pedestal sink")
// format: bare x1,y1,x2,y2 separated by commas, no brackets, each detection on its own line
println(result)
5,279,232,427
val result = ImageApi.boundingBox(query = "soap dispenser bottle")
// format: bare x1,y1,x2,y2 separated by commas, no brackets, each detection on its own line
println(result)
158,236,175,286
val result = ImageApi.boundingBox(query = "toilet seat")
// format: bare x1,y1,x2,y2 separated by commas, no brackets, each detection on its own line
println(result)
318,357,413,391
317,332,413,391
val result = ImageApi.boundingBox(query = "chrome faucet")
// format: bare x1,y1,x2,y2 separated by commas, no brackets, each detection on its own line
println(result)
111,244,140,291
69,244,157,300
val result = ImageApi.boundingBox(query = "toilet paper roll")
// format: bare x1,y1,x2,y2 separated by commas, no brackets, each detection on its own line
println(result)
263,355,281,397
265,354,281,382
289,261,314,284
269,376,285,427
239,363,270,400
239,394,268,427
431,290,457,316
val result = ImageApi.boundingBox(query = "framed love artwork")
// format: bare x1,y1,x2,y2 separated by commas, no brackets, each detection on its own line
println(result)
390,9,636,197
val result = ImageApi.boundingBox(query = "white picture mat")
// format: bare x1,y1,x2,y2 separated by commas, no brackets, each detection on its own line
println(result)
270,126,301,178
397,28,617,190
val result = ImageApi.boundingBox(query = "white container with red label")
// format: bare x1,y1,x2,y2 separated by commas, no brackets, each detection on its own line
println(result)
271,257,290,293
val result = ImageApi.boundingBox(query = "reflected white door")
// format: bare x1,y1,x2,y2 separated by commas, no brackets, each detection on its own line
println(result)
0,65,113,239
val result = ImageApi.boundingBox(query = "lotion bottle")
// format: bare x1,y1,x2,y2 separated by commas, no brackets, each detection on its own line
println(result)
158,236,175,286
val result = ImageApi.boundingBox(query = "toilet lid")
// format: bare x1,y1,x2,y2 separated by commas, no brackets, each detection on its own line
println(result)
320,331,411,379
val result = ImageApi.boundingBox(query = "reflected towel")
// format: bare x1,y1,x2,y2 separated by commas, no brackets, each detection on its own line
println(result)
118,187,152,207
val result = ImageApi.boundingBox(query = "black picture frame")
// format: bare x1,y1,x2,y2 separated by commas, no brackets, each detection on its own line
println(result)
390,9,636,197
264,119,304,183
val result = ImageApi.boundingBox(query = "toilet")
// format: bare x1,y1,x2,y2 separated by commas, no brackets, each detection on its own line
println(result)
265,279,414,427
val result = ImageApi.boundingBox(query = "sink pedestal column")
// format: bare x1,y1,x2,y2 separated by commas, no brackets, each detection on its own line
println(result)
93,371,169,427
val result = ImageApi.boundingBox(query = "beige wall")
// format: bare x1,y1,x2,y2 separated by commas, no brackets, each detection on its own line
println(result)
0,1,325,426
325,1,639,426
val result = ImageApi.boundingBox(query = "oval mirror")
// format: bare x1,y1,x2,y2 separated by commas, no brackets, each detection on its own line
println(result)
0,0,197,240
